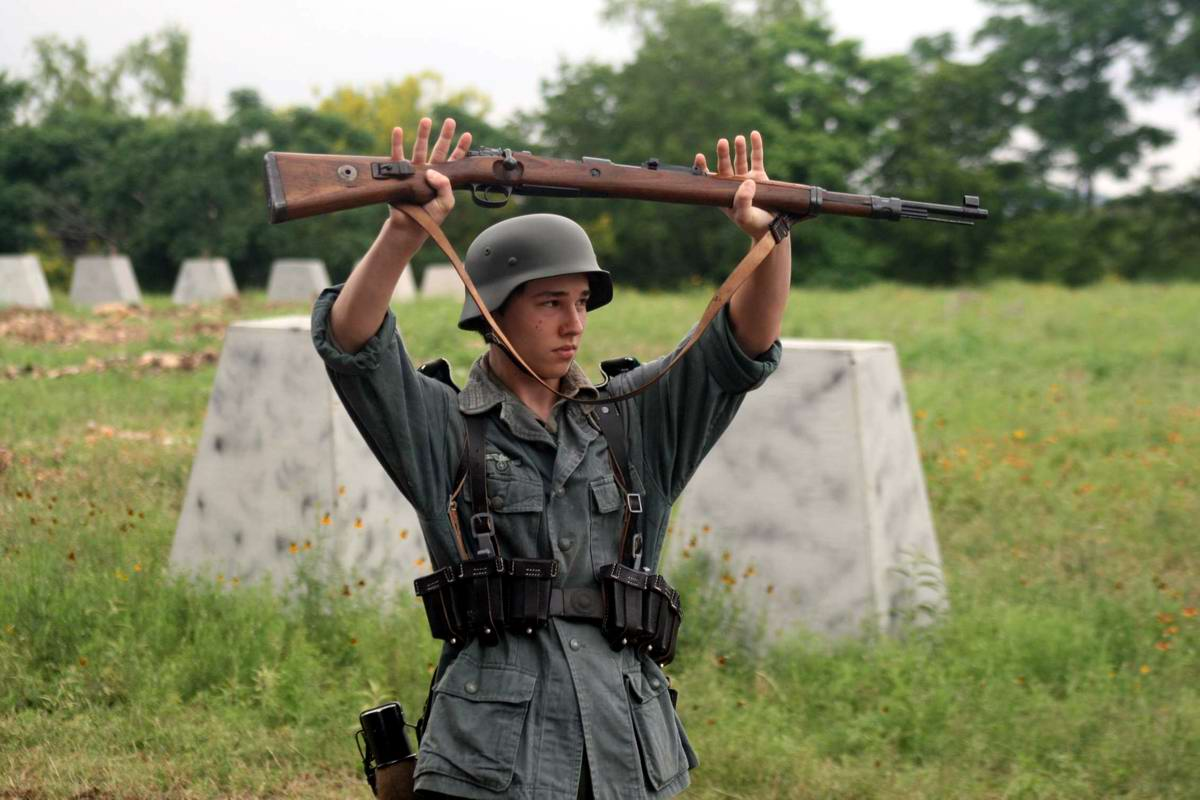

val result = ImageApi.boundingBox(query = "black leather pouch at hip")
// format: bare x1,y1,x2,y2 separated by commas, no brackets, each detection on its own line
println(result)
455,556,506,646
413,566,467,646
598,563,653,650
505,557,558,635
646,575,682,665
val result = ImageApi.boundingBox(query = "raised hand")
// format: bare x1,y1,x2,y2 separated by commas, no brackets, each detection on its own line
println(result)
693,130,785,239
388,117,472,230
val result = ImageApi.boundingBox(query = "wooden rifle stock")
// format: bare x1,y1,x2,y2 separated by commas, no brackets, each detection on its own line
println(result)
263,147,988,226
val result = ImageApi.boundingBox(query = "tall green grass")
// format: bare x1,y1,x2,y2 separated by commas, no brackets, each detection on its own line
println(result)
2,281,1198,798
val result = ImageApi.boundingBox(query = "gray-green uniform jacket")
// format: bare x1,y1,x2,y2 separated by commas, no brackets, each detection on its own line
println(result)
311,284,781,799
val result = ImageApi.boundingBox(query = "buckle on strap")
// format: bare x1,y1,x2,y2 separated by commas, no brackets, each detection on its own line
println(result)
768,213,796,243
625,493,643,514
470,512,498,558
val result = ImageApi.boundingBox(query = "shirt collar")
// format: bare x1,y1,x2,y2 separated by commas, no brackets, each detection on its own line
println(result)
457,354,599,417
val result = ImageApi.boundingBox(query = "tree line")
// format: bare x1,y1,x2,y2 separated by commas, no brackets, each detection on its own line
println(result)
1,0,1197,292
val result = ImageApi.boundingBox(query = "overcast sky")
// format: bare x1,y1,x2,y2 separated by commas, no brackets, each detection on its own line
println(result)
3,0,1196,195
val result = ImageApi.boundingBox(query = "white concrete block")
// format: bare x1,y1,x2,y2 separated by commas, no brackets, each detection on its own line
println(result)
0,254,52,309
170,316,426,592
266,259,330,303
420,264,464,301
69,255,142,307
171,258,238,304
392,267,416,302
673,339,946,641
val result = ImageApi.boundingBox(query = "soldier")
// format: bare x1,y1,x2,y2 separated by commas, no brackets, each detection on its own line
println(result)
312,117,796,799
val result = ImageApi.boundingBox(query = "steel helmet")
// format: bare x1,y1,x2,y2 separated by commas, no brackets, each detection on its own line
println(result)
457,214,613,331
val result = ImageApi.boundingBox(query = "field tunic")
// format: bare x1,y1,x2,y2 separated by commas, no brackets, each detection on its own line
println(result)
311,283,781,799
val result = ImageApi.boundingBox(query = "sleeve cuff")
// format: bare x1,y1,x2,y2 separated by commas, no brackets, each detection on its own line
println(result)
699,305,782,394
310,283,396,375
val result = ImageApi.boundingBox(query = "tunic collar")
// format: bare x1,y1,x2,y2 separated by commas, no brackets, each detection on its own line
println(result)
457,354,600,440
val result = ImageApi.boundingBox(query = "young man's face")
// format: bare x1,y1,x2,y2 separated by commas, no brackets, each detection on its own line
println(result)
493,273,591,379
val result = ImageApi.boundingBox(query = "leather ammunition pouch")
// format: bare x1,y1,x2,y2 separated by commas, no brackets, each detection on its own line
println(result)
598,563,682,665
414,556,558,647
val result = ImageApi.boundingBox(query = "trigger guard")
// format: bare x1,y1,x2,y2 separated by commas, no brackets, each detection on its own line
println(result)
471,184,513,208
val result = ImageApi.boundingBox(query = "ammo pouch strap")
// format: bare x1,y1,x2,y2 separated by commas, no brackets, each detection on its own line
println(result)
592,402,683,665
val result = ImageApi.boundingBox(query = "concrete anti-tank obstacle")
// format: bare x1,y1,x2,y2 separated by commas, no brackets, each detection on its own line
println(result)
172,258,239,305
673,339,947,642
392,266,416,302
419,264,464,301
0,254,53,309
69,255,142,307
266,259,330,303
170,316,426,592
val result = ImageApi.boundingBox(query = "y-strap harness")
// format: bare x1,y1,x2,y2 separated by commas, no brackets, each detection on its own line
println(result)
405,203,800,666
412,382,684,663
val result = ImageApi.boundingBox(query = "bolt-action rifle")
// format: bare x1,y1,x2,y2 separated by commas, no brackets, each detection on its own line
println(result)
262,147,988,226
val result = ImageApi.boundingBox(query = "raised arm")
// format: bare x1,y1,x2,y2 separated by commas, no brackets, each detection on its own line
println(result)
693,130,804,357
329,117,472,353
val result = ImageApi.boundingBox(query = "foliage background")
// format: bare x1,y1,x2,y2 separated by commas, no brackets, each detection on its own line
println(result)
1,0,1198,292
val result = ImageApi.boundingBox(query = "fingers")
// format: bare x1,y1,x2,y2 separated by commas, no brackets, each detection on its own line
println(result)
448,130,473,161
429,118,456,163
716,138,733,176
411,117,433,164
391,126,405,161
693,153,710,174
733,178,756,211
750,130,764,174
425,169,456,219
734,135,748,174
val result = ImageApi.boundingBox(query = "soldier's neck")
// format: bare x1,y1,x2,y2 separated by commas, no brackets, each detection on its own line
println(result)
486,348,561,423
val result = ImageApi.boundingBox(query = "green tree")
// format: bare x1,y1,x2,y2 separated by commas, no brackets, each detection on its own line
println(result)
536,0,918,287
976,0,1176,207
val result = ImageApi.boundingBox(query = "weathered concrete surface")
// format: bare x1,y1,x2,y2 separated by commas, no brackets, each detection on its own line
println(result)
170,316,426,593
0,255,52,309
419,264,464,301
392,267,416,302
172,258,238,304
69,255,142,307
266,259,330,303
673,339,946,641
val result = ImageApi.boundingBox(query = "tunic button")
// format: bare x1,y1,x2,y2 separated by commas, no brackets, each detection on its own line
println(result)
554,486,566,498
569,638,581,651
649,678,661,690
490,496,504,509
497,460,509,472
464,681,478,695
558,537,573,550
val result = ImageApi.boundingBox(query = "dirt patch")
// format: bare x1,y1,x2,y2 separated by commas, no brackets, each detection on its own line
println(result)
0,308,149,346
2,349,219,381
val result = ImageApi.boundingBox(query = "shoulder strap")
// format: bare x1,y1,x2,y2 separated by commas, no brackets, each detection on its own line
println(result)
592,401,644,569
463,414,499,558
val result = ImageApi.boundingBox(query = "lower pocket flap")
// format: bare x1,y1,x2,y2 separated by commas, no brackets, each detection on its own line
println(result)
437,660,537,703
625,669,669,704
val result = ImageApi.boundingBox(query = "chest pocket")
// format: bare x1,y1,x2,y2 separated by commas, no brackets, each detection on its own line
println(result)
460,455,546,560
588,475,623,574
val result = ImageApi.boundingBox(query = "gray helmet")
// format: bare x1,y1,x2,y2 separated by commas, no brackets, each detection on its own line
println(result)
457,214,613,331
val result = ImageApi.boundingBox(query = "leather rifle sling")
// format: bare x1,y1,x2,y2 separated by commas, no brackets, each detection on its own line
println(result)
397,204,797,404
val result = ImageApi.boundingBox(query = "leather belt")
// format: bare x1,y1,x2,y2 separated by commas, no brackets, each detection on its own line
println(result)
550,587,605,621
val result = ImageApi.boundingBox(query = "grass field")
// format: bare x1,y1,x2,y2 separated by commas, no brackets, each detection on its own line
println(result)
1,281,1198,798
